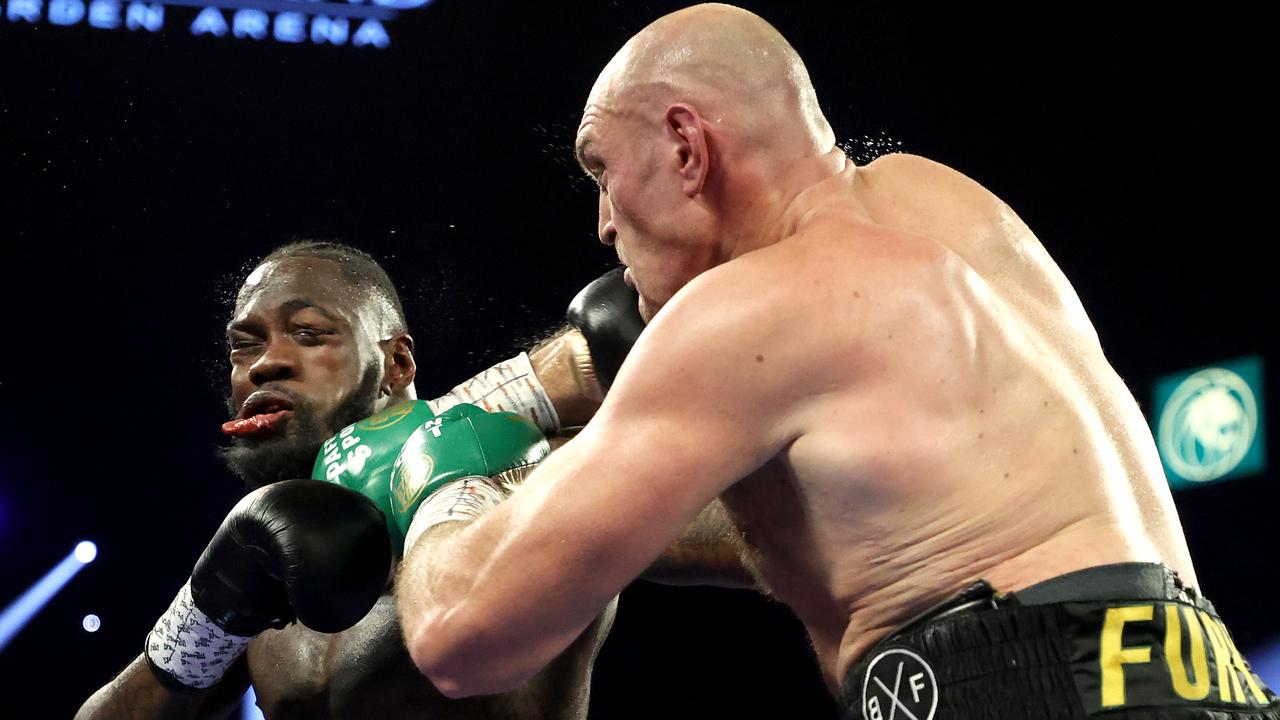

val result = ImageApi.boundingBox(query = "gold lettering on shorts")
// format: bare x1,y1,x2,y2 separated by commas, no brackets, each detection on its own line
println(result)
1200,611,1246,703
1100,605,1154,707
1207,613,1269,704
1165,604,1210,700
1225,626,1269,704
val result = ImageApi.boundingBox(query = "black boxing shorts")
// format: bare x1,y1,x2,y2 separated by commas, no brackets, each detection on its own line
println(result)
838,563,1280,720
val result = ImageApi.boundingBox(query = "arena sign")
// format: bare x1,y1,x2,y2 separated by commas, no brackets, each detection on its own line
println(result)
1152,355,1266,489
0,0,433,48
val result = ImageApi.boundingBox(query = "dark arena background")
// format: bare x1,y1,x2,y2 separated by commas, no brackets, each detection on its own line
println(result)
1,1,1275,717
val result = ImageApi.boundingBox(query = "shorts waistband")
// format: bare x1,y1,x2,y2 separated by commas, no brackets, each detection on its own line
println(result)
838,563,1277,719
1010,562,1208,609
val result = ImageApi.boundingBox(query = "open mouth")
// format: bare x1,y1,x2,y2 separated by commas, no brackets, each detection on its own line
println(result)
222,391,296,438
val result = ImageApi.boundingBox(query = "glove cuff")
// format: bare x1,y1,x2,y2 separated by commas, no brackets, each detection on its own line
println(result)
144,580,254,691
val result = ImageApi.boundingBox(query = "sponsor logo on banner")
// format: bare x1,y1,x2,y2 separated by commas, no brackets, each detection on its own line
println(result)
1152,356,1266,489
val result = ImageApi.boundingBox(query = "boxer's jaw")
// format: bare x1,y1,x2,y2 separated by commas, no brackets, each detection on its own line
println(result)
221,364,381,490
637,296,656,324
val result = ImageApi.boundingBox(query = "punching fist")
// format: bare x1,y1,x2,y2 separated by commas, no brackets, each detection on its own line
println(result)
566,267,645,390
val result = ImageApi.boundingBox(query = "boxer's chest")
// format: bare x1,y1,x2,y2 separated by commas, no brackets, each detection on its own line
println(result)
245,619,333,718
244,595,449,719
242,594,609,720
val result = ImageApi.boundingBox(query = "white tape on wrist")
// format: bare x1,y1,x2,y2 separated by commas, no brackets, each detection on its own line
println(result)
145,580,254,690
430,352,560,433
403,476,507,555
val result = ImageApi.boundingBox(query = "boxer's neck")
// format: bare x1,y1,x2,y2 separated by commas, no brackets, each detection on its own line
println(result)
724,148,851,260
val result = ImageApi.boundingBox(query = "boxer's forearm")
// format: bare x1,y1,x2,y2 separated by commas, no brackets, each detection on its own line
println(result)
428,327,603,432
397,504,601,699
75,654,247,720
396,419,720,698
527,326,603,428
643,500,757,589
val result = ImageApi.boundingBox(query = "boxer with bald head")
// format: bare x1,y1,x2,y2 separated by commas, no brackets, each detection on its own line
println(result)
396,5,1278,718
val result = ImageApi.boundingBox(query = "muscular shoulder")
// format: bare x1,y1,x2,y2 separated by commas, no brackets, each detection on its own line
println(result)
637,221,949,403
865,152,999,201
864,152,1018,230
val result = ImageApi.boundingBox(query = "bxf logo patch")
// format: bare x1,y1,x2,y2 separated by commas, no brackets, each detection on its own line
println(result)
862,648,938,720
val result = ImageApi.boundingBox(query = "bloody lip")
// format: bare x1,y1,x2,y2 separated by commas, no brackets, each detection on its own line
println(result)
221,410,293,437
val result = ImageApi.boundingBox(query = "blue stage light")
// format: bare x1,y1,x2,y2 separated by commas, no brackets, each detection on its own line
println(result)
82,614,101,633
75,541,98,564
242,686,266,720
1251,639,1280,690
0,543,97,653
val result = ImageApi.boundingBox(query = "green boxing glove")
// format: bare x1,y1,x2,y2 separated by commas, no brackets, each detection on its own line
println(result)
388,403,549,554
311,399,438,544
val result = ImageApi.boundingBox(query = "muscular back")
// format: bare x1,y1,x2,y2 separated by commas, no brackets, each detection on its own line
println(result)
714,153,1194,686
248,593,615,719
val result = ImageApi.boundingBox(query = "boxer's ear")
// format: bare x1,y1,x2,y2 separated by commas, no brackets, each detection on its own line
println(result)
382,333,416,396
666,104,709,198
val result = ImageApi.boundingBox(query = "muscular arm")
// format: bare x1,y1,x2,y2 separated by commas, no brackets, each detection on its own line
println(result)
552,430,756,589
397,251,836,697
447,323,755,588
75,654,248,720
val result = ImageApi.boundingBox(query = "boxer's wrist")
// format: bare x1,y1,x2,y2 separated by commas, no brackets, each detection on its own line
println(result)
402,475,507,555
430,353,562,433
528,327,603,429
144,580,254,693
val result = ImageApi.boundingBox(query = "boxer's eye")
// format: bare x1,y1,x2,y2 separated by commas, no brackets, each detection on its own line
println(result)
292,328,332,346
228,337,260,352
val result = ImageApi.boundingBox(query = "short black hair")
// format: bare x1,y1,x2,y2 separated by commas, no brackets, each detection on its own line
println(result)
244,240,408,336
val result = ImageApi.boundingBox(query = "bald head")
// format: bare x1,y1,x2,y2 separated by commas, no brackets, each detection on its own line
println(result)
587,3,833,155
575,5,845,321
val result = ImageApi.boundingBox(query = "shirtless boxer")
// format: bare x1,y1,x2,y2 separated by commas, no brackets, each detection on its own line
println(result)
74,241,693,719
393,5,1280,718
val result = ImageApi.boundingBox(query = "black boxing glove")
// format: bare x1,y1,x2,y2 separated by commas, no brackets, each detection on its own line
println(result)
145,480,391,691
566,267,645,389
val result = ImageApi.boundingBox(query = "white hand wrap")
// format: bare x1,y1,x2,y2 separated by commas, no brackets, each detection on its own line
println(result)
429,352,560,433
403,476,507,555
145,580,254,690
